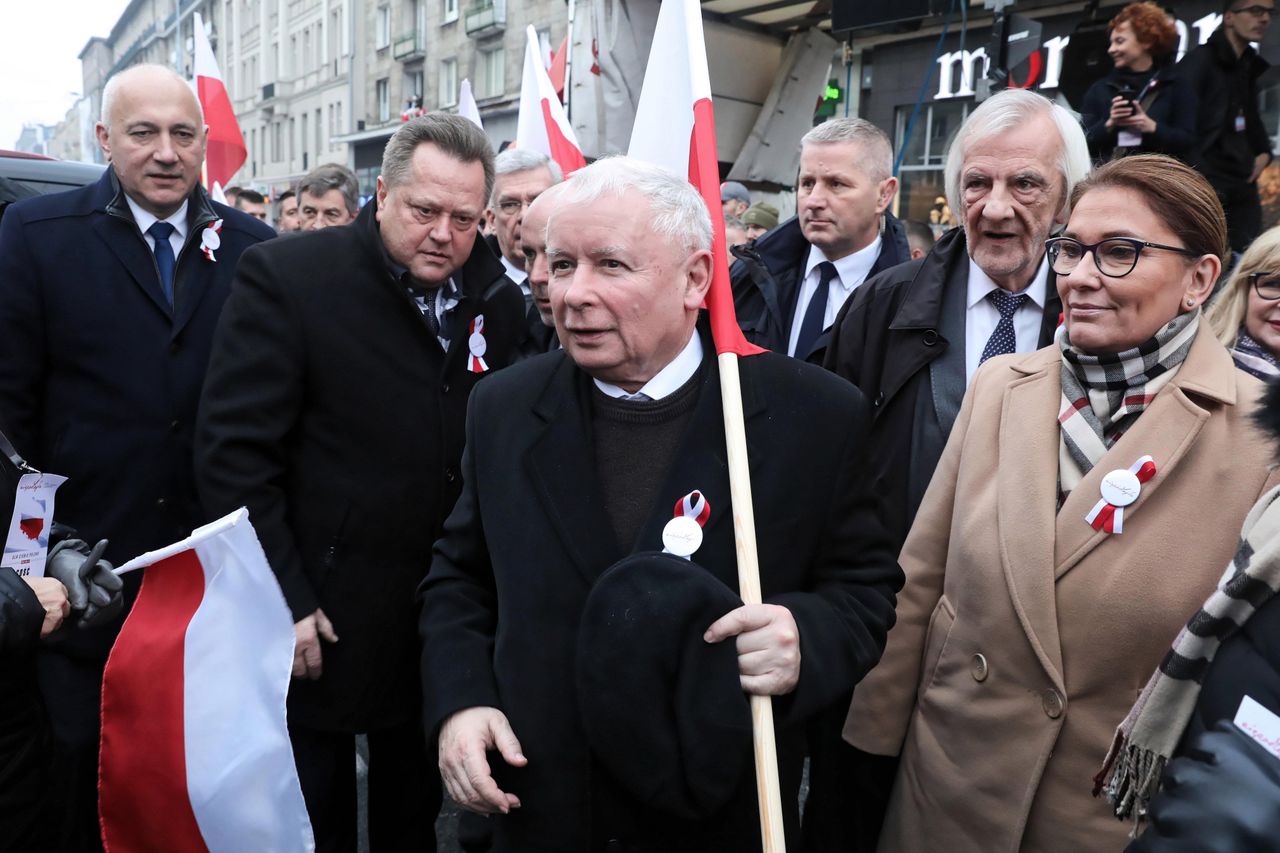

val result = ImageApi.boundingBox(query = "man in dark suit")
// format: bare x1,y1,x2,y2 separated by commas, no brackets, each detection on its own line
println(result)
0,63,273,851
729,117,910,365
816,88,1092,852
421,156,902,852
195,113,524,853
517,182,565,353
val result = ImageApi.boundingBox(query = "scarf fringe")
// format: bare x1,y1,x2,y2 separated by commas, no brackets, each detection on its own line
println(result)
1097,735,1168,834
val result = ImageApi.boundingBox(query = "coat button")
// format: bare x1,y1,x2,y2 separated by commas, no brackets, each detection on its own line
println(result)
970,653,988,682
445,468,457,484
922,329,939,346
441,382,450,394
156,497,167,508
874,391,885,408
1042,688,1064,719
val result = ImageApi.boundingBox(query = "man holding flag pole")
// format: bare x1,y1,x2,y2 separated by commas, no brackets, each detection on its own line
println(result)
420,5,900,850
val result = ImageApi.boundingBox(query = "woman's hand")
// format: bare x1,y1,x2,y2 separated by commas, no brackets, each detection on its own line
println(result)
1109,96,1156,135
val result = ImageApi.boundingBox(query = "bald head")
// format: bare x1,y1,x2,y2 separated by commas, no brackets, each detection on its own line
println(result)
95,64,208,218
522,181,569,326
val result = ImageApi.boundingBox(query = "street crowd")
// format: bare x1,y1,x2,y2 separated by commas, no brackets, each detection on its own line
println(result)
3,1,1280,851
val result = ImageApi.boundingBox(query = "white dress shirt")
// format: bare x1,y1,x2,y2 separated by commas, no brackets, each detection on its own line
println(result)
787,236,882,357
594,331,703,401
500,255,531,299
126,196,188,259
963,254,1049,383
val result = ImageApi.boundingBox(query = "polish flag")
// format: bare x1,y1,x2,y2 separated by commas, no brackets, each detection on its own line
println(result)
458,78,484,131
627,0,762,357
99,509,313,853
547,34,569,102
192,12,247,202
516,25,585,176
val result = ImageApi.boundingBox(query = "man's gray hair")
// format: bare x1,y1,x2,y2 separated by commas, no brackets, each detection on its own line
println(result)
297,163,360,214
490,149,562,205
553,156,712,253
101,63,204,126
800,118,894,184
382,113,496,203
944,88,1091,218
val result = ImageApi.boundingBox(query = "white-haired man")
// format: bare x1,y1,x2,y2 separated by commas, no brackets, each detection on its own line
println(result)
729,118,911,364
818,87,1092,852
421,156,901,851
0,62,273,849
485,148,563,300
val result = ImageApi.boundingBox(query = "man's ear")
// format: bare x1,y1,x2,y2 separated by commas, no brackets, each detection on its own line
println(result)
95,122,111,161
683,248,713,311
876,176,899,216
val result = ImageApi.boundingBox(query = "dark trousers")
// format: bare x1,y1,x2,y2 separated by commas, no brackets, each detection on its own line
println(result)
291,717,440,853
1215,177,1264,254
36,652,106,853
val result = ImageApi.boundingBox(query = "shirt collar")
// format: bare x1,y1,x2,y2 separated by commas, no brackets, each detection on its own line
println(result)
966,251,1049,309
125,195,189,244
593,329,704,401
500,254,528,286
804,235,883,296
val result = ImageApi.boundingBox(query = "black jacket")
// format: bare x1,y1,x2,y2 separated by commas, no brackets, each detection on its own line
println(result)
1080,61,1197,161
196,200,525,731
1177,26,1273,183
729,213,910,364
419,321,903,852
824,228,1062,552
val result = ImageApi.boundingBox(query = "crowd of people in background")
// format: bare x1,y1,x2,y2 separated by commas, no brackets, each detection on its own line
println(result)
6,1,1280,852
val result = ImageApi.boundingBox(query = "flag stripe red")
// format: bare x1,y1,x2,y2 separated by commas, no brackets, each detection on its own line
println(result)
99,551,209,853
689,98,764,357
540,98,587,175
196,75,247,192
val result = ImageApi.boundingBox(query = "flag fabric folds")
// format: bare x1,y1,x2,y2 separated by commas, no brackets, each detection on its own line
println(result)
99,509,313,853
516,25,586,176
191,13,246,200
627,0,763,357
458,78,484,131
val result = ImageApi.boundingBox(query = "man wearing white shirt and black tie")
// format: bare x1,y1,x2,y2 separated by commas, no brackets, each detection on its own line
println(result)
730,118,911,364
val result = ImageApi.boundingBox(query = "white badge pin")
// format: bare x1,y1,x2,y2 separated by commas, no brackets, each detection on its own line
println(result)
662,515,703,558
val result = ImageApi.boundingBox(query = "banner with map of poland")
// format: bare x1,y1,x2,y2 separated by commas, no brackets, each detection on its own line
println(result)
192,12,246,201
516,25,586,176
627,0,762,357
99,509,313,853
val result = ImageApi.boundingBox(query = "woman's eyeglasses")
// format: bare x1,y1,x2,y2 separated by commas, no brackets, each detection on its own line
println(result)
1045,236,1199,278
1249,271,1280,300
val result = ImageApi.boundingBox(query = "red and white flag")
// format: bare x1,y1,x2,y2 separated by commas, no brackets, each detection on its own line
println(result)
192,12,246,202
547,34,569,102
100,508,313,853
458,78,484,131
516,25,586,176
627,0,762,357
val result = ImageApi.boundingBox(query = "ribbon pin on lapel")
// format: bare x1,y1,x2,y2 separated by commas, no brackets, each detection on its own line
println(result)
663,490,711,559
467,314,489,374
1085,455,1156,534
200,219,223,262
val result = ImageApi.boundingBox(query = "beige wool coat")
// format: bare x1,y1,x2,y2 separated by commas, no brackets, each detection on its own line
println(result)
845,328,1278,853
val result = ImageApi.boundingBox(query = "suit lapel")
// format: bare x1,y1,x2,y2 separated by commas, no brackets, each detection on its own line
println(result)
997,351,1066,688
90,214,171,319
170,208,220,338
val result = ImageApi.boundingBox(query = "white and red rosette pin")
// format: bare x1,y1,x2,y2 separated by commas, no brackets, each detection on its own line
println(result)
662,490,711,559
200,219,223,262
1085,455,1156,534
467,314,489,373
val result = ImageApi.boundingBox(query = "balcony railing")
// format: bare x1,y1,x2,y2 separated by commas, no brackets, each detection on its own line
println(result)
393,32,423,61
464,0,505,37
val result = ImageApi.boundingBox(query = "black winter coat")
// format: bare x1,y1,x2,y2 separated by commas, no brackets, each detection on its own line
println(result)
729,214,910,364
196,200,525,731
1177,27,1273,183
1080,62,1197,161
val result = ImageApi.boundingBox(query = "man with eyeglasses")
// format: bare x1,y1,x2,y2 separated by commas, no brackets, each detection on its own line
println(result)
1178,0,1275,253
485,149,563,307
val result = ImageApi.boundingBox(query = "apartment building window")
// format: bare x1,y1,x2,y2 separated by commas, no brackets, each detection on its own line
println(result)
303,28,312,72
377,77,391,122
289,117,296,163
443,0,458,24
316,108,322,155
376,6,391,50
476,46,505,100
301,112,309,170
291,35,298,75
273,121,282,162
439,58,457,106
330,8,342,58
408,70,424,99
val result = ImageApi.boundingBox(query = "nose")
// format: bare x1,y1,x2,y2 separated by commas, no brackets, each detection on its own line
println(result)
558,264,598,312
427,214,452,244
529,253,550,288
154,132,179,164
981,185,1015,221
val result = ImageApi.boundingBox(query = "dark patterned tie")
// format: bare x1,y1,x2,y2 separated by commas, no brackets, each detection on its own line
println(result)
979,289,1030,364
794,261,839,357
147,221,176,307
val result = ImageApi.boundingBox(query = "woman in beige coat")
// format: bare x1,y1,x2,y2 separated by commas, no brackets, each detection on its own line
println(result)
844,155,1279,852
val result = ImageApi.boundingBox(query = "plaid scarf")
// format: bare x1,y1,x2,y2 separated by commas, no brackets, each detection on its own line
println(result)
1231,328,1280,381
1057,311,1200,497
1095,483,1280,827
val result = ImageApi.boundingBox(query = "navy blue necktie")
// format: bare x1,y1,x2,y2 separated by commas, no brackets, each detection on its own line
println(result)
147,221,176,307
794,261,838,357
979,289,1030,364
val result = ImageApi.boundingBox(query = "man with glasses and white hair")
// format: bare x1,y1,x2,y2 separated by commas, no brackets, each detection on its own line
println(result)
1178,0,1276,253
485,149,563,301
421,155,901,852
730,117,910,364
818,87,1090,851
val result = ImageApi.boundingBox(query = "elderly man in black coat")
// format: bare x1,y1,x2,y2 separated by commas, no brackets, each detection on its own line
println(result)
196,113,525,852
420,156,902,852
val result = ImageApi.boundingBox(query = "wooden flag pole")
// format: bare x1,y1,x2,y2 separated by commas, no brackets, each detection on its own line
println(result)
717,351,787,853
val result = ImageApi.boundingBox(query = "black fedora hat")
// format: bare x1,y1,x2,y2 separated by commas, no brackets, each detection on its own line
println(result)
576,551,753,820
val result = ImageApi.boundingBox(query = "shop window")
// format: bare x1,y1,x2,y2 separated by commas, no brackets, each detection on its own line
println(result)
894,100,969,231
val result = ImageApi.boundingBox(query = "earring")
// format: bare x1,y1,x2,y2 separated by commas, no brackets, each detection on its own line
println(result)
1186,299,1196,307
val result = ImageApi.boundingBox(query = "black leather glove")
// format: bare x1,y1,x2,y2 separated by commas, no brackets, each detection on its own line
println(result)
45,538,122,629
1127,720,1280,853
